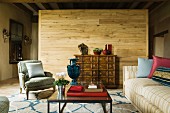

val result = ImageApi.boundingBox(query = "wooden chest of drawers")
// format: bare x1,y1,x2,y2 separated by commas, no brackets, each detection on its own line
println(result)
74,55,116,88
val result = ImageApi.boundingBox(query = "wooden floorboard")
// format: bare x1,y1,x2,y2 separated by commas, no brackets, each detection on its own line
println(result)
0,77,20,96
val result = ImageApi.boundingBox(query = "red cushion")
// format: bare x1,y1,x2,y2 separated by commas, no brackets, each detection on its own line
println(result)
148,56,170,78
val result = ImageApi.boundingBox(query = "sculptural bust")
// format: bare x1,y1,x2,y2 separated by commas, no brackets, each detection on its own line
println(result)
78,43,88,55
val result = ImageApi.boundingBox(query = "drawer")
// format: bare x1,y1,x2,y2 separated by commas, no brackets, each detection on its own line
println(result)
108,64,114,69
83,56,92,62
92,56,98,62
83,64,91,69
84,77,92,82
99,64,107,69
100,77,108,84
108,77,115,84
92,63,98,69
108,56,115,62
99,57,108,62
92,71,98,76
99,71,108,77
83,71,92,76
108,71,115,76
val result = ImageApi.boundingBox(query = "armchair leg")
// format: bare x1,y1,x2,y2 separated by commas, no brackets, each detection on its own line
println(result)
26,88,29,100
20,88,22,94
53,86,56,92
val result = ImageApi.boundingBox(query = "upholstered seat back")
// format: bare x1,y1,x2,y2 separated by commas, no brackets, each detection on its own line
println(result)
18,60,41,75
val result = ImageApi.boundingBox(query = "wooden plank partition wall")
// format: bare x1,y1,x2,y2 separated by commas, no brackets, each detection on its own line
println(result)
39,10,148,87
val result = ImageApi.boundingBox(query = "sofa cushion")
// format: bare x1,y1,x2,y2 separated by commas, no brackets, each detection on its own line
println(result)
142,86,170,113
152,66,170,87
137,58,153,78
124,78,162,95
148,56,170,78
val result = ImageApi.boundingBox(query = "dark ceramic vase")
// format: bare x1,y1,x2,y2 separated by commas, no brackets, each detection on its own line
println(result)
67,58,80,85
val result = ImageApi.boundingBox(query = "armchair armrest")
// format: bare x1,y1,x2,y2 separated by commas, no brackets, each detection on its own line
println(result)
44,72,53,77
18,73,27,89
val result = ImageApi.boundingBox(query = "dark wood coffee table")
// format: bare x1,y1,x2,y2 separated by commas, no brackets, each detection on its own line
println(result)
47,85,112,113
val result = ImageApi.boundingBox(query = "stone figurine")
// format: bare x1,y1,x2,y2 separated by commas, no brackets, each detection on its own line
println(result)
78,43,88,55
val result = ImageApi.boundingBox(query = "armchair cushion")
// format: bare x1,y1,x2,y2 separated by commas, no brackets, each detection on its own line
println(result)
26,62,45,78
25,77,55,89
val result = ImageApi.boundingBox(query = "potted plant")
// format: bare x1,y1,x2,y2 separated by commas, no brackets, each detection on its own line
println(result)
93,48,103,55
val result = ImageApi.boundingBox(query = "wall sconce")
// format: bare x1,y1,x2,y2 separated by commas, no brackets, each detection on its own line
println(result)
2,29,10,42
23,35,32,45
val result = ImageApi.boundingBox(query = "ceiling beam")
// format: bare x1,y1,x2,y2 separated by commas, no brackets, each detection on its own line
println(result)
1,0,168,3
143,2,153,9
42,3,53,9
22,3,38,15
28,3,40,12
48,3,59,9
129,2,140,9
35,3,46,10
13,3,33,15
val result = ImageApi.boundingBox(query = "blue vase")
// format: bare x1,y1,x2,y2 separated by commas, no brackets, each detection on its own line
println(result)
67,58,80,85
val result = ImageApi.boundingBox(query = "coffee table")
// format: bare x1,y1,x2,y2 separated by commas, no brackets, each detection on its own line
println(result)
47,84,112,113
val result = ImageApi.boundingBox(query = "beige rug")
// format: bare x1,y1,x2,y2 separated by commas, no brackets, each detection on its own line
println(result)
8,89,139,113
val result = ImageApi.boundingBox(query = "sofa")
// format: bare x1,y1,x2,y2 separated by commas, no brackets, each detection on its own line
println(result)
123,66,170,113
0,96,9,113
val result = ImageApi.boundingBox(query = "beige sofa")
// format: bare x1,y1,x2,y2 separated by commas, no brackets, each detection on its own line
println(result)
123,66,170,113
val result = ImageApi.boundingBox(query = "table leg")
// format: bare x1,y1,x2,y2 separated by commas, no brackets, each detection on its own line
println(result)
101,103,107,113
47,102,50,113
110,101,112,113
59,102,61,113
60,102,67,113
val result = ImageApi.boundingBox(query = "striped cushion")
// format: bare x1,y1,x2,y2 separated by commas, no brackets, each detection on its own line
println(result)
142,86,170,113
152,66,170,87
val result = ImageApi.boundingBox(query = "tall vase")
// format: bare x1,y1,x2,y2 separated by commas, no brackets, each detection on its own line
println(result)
67,58,80,85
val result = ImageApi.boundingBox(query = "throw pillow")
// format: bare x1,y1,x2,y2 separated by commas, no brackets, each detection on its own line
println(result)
26,62,45,78
136,58,153,78
152,66,170,87
148,56,170,78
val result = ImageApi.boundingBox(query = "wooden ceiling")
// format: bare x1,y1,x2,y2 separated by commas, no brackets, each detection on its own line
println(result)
1,0,168,22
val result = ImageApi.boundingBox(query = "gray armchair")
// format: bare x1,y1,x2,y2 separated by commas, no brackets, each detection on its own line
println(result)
18,60,55,100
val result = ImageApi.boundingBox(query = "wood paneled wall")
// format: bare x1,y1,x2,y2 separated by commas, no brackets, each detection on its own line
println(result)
39,10,148,87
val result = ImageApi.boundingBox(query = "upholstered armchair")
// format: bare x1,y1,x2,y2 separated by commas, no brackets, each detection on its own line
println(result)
17,60,55,100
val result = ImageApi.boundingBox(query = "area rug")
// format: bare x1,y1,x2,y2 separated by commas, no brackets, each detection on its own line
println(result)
8,89,138,113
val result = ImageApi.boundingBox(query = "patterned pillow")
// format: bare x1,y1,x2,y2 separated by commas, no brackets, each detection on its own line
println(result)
152,66,170,87
148,56,170,78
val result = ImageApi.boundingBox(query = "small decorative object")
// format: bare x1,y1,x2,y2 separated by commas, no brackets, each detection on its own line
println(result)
78,43,88,55
67,58,80,85
23,35,32,45
108,44,112,54
102,44,112,55
93,48,103,55
54,72,70,95
2,29,10,42
103,44,108,55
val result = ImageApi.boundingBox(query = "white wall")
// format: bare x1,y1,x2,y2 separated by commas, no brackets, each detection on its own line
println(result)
0,3,32,81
